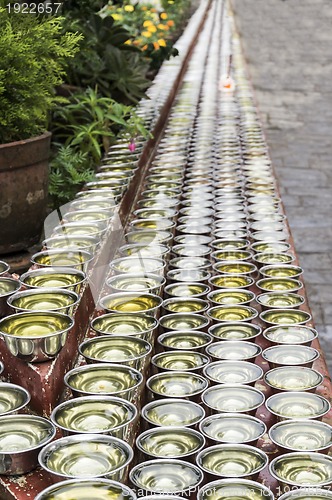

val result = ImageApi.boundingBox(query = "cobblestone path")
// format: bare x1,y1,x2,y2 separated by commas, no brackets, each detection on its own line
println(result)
231,0,332,370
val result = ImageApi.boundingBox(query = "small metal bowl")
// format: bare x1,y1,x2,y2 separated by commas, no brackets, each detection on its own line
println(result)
209,275,254,290
262,345,320,368
159,313,210,332
162,297,209,315
168,256,211,270
167,268,211,283
109,256,165,276
130,218,176,233
256,277,303,293
264,366,323,393
207,305,258,323
38,434,133,482
212,261,257,276
99,292,162,317
269,452,332,491
20,267,86,293
208,322,261,342
197,478,274,500
31,249,93,272
118,243,169,259
0,311,74,362
164,282,211,298
260,264,303,279
199,414,266,446
79,335,152,371
206,341,262,362
139,496,184,500
43,235,100,253
256,292,305,310
147,371,209,401
0,277,21,317
207,289,255,306
91,313,158,343
141,399,205,428
266,392,331,421
196,443,268,481
106,273,165,295
210,239,250,250
171,244,212,258
70,198,117,212
278,488,332,500
269,419,332,454
51,395,137,440
251,241,291,253
35,479,137,500
0,382,30,416
158,331,212,352
0,414,56,475
64,363,143,401
151,351,210,373
263,325,318,346
53,221,107,239
136,427,205,461
202,384,265,416
203,360,263,386
125,229,173,245
253,252,295,266
8,288,80,315
0,261,10,276
211,250,252,262
260,309,311,326
129,459,204,497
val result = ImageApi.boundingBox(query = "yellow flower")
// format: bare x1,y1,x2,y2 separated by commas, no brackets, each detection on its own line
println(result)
157,23,169,30
124,39,132,45
160,12,168,19
143,20,153,27
142,5,147,10
142,30,152,38
112,13,123,21
124,5,134,12
147,24,157,33
158,38,166,47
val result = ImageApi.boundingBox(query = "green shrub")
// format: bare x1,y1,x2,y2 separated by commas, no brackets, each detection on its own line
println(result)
64,13,150,103
49,146,95,208
0,5,82,144
52,87,151,162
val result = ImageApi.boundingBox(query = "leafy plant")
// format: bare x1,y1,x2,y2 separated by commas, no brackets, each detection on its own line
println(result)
0,5,82,144
49,146,95,208
64,13,150,103
51,87,151,163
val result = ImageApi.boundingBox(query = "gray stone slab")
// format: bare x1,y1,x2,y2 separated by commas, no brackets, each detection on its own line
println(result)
232,0,332,371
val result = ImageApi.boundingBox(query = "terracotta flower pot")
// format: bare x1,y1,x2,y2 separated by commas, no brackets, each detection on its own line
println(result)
0,132,51,254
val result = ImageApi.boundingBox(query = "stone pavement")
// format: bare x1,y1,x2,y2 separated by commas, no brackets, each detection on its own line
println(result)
231,0,332,370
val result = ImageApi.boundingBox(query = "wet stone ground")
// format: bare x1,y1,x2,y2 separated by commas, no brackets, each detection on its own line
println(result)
231,0,332,371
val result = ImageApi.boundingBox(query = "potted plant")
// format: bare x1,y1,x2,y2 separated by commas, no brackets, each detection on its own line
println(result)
0,5,81,254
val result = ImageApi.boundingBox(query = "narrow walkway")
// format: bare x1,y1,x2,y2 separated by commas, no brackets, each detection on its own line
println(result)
231,0,332,370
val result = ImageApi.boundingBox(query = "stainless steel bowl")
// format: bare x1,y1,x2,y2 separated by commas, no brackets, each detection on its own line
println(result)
0,414,56,475
35,479,137,500
38,434,133,482
0,382,30,416
0,311,74,362
50,395,137,441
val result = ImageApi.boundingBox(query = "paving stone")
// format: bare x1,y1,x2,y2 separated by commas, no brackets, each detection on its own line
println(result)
232,0,332,370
